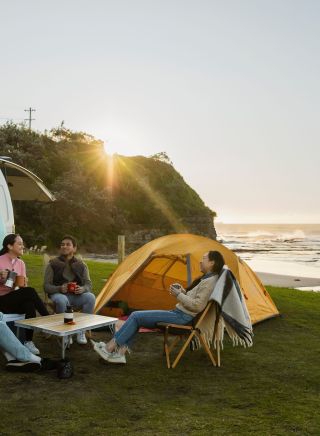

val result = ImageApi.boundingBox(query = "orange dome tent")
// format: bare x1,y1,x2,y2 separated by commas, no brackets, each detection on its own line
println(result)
95,234,279,325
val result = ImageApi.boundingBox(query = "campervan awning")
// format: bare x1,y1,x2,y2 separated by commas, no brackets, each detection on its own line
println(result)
0,158,55,202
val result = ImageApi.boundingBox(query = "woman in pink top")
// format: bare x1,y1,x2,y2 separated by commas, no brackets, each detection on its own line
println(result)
0,234,49,355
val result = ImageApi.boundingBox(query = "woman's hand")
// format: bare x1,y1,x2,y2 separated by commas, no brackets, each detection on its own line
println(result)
0,270,8,284
169,283,186,297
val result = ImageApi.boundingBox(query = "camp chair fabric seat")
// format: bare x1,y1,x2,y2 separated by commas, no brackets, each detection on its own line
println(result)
156,301,220,369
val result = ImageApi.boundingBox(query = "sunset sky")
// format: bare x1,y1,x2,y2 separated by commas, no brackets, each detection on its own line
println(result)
1,0,319,223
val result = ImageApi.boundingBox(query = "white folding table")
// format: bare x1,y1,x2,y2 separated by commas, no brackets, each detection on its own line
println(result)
15,312,117,359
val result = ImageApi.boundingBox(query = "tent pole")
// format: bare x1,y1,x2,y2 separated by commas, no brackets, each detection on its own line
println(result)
186,254,192,287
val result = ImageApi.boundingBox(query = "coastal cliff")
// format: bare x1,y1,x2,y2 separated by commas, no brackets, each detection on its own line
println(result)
0,124,216,251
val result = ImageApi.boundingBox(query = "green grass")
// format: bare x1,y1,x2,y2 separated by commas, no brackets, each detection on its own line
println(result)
0,255,319,435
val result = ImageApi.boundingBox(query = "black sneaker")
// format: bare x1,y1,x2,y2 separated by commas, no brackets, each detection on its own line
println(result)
6,360,41,373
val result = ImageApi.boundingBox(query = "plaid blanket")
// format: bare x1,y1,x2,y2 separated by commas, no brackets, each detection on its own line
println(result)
195,267,253,350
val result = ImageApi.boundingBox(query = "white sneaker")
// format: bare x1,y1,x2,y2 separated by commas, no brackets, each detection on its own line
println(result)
106,352,126,365
24,341,40,355
90,340,112,361
76,331,87,345
3,351,15,361
90,340,126,364
90,339,106,349
28,354,42,364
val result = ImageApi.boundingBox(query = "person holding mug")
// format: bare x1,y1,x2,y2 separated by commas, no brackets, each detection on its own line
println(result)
43,235,95,344
91,251,225,364
0,234,49,355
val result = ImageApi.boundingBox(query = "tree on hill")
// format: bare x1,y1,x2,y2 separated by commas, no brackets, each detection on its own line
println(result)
0,123,216,251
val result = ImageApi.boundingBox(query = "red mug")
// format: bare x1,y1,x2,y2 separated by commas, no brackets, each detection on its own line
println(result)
67,282,77,293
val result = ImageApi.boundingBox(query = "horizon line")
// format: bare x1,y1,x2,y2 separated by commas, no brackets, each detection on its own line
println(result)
215,222,320,225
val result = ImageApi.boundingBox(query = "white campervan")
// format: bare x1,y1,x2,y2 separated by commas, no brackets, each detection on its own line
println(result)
0,157,55,242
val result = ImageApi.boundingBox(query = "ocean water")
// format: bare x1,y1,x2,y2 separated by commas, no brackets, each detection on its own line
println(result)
215,223,320,279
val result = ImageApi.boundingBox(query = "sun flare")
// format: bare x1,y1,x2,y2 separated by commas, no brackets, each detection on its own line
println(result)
103,141,109,154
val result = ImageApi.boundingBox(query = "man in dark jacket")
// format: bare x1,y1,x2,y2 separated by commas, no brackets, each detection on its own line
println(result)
43,235,95,344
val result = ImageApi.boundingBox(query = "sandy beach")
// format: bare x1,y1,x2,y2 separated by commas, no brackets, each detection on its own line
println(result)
256,271,320,290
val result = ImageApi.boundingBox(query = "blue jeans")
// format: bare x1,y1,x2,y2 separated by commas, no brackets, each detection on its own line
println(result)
50,292,96,314
114,309,193,348
0,312,33,362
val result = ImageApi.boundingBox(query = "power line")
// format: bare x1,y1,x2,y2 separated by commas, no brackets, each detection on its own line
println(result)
24,107,36,129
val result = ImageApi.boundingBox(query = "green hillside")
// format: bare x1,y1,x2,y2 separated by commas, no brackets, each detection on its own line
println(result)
0,123,216,251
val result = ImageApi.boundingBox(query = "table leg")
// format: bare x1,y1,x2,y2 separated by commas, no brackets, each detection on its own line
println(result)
62,337,67,359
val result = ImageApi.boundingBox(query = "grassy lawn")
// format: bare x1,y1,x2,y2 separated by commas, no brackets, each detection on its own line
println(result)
0,254,319,435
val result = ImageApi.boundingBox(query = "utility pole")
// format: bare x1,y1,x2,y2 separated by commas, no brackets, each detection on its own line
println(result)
24,107,36,129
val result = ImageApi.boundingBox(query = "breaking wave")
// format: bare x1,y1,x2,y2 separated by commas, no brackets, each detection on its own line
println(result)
215,224,320,276
220,229,307,243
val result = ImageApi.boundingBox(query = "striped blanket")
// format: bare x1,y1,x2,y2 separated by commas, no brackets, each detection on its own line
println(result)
195,267,253,349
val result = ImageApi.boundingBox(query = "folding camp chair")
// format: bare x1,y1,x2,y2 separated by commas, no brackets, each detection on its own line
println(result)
157,301,221,369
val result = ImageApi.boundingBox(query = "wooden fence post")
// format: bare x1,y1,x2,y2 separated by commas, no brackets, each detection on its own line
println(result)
118,235,125,264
